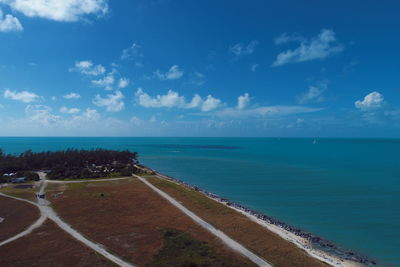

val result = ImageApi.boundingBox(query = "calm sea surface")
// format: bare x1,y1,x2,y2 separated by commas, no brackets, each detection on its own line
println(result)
0,137,399,265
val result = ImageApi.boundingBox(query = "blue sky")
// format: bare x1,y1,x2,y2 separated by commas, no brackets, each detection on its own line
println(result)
0,0,399,137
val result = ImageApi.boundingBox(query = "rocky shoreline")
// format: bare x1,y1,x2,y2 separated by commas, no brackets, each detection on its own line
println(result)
138,164,377,266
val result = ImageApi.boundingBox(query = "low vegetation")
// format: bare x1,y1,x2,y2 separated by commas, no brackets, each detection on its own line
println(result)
0,196,40,242
148,228,246,267
50,178,254,266
0,220,113,267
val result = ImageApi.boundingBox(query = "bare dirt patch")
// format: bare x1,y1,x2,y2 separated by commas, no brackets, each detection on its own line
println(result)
0,219,113,267
147,176,327,267
51,179,255,266
0,196,40,242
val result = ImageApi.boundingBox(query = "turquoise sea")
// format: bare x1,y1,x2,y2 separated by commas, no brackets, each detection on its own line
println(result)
0,137,399,265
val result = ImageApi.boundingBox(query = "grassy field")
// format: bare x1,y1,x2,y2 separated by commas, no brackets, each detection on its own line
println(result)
0,220,114,267
50,178,254,266
149,228,246,267
0,196,40,243
146,176,326,267
0,184,38,202
0,174,328,266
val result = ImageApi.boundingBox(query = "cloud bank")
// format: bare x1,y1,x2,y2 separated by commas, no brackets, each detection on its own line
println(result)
135,88,222,112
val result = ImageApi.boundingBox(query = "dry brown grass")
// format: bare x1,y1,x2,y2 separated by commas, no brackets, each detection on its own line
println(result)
0,196,40,242
0,186,38,202
51,178,255,266
147,176,327,267
0,219,113,267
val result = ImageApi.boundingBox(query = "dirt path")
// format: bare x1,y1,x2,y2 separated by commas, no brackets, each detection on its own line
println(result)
41,205,133,267
1,173,134,267
133,174,272,267
46,177,132,184
2,173,270,266
0,193,46,247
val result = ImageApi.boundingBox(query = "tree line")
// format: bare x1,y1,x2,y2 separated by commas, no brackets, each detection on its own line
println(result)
0,148,139,181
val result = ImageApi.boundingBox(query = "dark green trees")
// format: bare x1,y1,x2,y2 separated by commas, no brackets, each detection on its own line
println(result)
0,149,139,181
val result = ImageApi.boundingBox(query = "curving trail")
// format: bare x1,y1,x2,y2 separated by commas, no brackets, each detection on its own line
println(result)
41,205,133,267
133,174,272,267
0,173,134,267
0,193,46,247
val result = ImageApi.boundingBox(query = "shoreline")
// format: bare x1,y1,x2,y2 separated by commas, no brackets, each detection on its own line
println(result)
137,164,376,267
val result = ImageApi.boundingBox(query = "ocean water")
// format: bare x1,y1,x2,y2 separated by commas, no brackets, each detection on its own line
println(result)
0,137,399,265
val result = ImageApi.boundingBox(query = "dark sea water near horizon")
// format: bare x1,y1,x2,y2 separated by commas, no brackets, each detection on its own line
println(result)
0,137,399,266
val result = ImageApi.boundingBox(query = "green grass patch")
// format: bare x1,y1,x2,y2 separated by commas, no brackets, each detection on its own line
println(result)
147,228,247,267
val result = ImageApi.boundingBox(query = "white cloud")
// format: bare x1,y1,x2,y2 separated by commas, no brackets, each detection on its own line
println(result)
135,88,186,108
202,95,222,112
191,71,206,86
93,90,124,112
25,104,60,125
355,91,384,111
186,94,202,109
70,60,105,76
130,116,143,126
230,40,259,56
0,0,109,22
0,8,23,32
135,88,222,112
274,33,304,45
79,108,100,121
118,78,129,89
286,117,306,129
237,93,250,110
91,70,115,90
121,43,142,61
4,89,41,103
297,83,327,104
60,106,80,114
213,106,323,118
63,92,81,99
154,65,184,80
71,62,123,91
3,105,108,135
272,29,343,66
251,64,259,72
